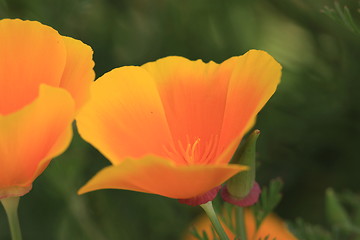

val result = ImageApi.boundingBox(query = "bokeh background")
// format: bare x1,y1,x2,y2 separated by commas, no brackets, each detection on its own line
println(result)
0,0,359,239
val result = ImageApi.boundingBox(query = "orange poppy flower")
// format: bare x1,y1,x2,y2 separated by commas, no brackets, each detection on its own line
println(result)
0,19,95,199
183,209,298,240
77,50,281,200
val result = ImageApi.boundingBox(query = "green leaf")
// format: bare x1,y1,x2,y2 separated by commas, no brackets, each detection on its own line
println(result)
289,218,333,240
252,179,283,229
220,202,236,234
190,227,210,240
321,2,360,35
339,191,360,226
325,188,352,232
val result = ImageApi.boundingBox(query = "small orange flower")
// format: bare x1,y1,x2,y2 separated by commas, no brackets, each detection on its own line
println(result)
77,50,281,200
184,209,298,240
0,19,95,199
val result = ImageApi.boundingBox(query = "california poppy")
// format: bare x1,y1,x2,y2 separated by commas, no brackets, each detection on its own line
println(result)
0,19,95,199
183,209,298,240
77,50,281,201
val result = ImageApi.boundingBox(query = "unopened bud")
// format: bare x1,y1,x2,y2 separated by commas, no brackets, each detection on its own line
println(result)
221,130,260,206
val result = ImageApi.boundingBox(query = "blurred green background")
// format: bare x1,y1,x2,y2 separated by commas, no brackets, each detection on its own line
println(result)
1,0,359,239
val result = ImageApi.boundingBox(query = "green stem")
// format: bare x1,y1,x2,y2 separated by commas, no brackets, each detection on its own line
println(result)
235,206,247,240
1,197,23,240
200,201,230,240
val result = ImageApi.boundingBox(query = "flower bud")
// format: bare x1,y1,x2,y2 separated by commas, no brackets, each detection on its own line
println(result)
221,130,261,206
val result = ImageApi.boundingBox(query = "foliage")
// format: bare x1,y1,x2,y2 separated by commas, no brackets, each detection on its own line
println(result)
191,180,283,240
190,227,220,240
289,189,360,240
322,2,360,35
251,179,283,229
289,219,333,240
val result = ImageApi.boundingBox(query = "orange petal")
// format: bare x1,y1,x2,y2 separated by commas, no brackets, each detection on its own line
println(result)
76,66,173,165
183,209,297,240
0,85,75,193
141,53,281,165
183,213,234,240
78,156,246,199
217,50,282,162
142,57,227,151
59,36,95,112
0,19,66,115
254,213,298,240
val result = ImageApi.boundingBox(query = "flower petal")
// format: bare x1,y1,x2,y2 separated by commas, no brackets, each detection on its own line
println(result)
76,66,173,165
183,209,297,240
254,213,297,240
78,156,246,199
142,57,228,151
0,85,75,191
141,53,281,165
216,50,282,162
0,19,66,115
59,36,95,112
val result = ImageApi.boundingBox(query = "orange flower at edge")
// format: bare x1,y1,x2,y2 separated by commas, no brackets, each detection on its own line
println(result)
77,50,281,200
0,19,95,199
183,209,298,240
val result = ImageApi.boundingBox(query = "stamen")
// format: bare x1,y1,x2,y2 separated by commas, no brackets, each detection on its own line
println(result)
163,142,188,164
163,134,220,165
178,139,189,162
189,138,200,163
198,134,219,164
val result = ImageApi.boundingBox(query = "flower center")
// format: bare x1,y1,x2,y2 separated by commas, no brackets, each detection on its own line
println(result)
163,134,220,165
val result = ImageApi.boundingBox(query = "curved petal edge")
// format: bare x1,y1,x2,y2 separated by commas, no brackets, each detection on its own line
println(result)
78,156,247,199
